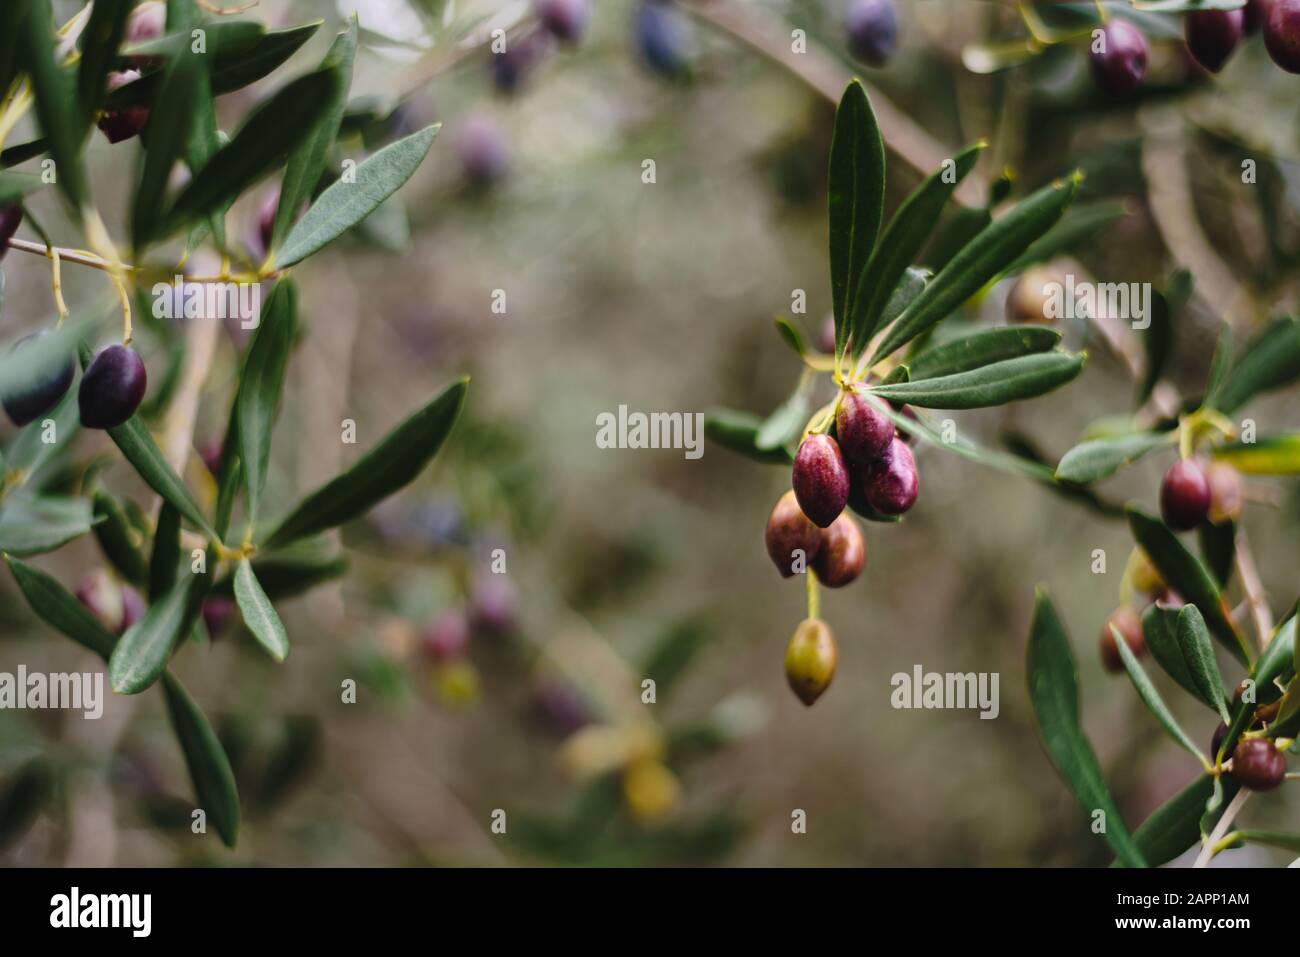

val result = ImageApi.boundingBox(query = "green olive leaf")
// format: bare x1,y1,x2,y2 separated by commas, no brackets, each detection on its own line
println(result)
273,123,440,269
108,573,198,694
1119,774,1226,868
1210,317,1300,414
92,489,149,586
5,556,117,659
149,502,181,603
161,673,240,848
1211,433,1300,475
210,544,347,600
702,408,794,465
0,496,96,557
1198,519,1235,589
1027,588,1147,868
1054,430,1173,486
1141,603,1219,714
235,279,296,525
773,316,806,358
1175,605,1231,724
131,42,203,250
1003,201,1129,276
1113,622,1205,760
755,374,812,450
868,350,1085,409
262,376,467,549
76,0,132,124
233,558,289,662
908,326,1060,381
16,0,89,213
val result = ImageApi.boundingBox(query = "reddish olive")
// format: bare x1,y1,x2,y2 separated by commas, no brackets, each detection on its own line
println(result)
1185,8,1244,73
537,0,590,43
765,489,823,577
1090,19,1149,97
1211,721,1228,760
812,513,865,588
1160,459,1211,531
835,391,894,467
1231,738,1287,791
1265,0,1300,71
1099,605,1146,673
0,204,22,260
98,70,150,142
793,434,851,528
79,344,147,430
864,437,918,516
201,596,236,639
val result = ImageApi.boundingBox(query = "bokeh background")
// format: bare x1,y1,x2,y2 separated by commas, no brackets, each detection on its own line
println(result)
2,0,1299,866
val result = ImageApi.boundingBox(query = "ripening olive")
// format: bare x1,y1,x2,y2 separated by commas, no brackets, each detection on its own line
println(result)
864,437,918,516
1099,605,1146,673
79,344,147,429
765,489,823,578
793,434,850,528
845,0,899,67
812,512,865,588
835,391,894,467
785,618,837,706
1160,459,1211,531
1231,738,1287,791
1185,8,1244,73
1090,19,1149,97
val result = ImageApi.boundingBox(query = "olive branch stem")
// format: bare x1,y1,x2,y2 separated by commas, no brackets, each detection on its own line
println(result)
1195,786,1250,868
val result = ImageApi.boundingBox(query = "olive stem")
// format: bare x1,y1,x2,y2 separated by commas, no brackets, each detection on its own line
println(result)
45,246,69,324
1234,533,1273,653
1194,787,1250,868
806,568,820,621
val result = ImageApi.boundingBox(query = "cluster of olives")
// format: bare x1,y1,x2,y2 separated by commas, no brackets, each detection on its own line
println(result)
765,390,919,705
1091,0,1300,98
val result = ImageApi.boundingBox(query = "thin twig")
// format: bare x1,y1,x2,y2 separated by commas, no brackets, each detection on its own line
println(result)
1194,786,1250,868
1234,531,1274,652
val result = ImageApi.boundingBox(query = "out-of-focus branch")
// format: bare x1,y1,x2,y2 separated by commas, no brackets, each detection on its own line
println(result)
682,0,985,208
1234,531,1273,653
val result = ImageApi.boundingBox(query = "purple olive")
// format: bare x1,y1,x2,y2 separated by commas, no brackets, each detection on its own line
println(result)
1090,19,1149,97
1098,605,1145,674
0,205,22,260
816,316,836,355
1265,0,1300,71
845,0,898,67
811,513,865,588
1159,459,1211,531
1,332,74,427
202,596,236,639
79,344,147,430
120,586,145,634
1185,8,1244,73
422,610,471,661
1245,0,1272,35
1231,738,1286,791
75,569,126,634
864,437,918,516
456,113,509,187
537,0,590,43
792,434,850,528
1211,721,1228,760
98,70,150,142
635,0,692,78
492,30,550,94
255,188,279,260
835,391,894,466
765,489,823,577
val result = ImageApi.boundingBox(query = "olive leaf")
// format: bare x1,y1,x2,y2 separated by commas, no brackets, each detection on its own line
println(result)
1113,623,1205,759
272,19,358,252
273,123,441,269
755,374,812,450
235,279,297,524
149,502,181,602
0,170,45,206
1027,589,1147,868
5,556,117,659
4,387,79,482
1231,830,1300,854
908,326,1060,381
76,0,132,125
161,673,240,848
0,496,96,557
16,0,88,212
1175,606,1230,723
879,403,1055,482
132,42,204,250
827,80,885,355
1126,506,1248,664
868,351,1085,409
1210,317,1300,414
1203,321,1234,408
1003,201,1128,276
262,376,467,549
772,316,806,358
1054,430,1172,485
1211,433,1300,474
211,546,348,600
702,408,793,465
108,571,205,695
233,558,289,662
1141,603,1219,713
848,142,984,353
1198,519,1235,589
869,175,1080,365
92,489,149,586
1121,774,1223,868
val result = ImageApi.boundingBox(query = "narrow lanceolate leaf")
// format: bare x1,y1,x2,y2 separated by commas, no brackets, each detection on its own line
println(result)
868,351,1084,410
1137,283,1177,404
773,316,806,357
1004,201,1128,276
1126,507,1247,664
1120,774,1223,867
702,408,794,465
132,45,203,250
108,575,197,694
211,546,348,600
1203,321,1234,409
1233,830,1300,854
827,80,885,355
870,176,1080,365
1211,433,1300,475
164,68,343,235
149,503,181,602
5,557,116,660
755,375,812,450
908,326,1059,381
849,142,984,354
1113,624,1205,759
1054,430,1172,485
76,0,132,124
263,377,468,549
17,1,88,212
1141,603,1218,712
0,171,45,206
274,123,441,269
273,19,358,252
0,496,96,557
233,559,289,662
1027,589,1146,868
1198,519,1235,589
1175,606,1230,723
92,490,149,586
236,280,297,523
1211,317,1300,414
161,673,240,848
3,387,79,482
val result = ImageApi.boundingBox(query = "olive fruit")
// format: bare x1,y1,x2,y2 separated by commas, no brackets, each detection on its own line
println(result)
845,0,899,67
492,30,549,94
537,0,590,43
470,577,517,633
0,204,21,260
1211,721,1228,760
1185,8,1244,73
1090,19,1149,97
1,332,75,426
124,1,165,68
623,757,681,821
1245,0,1272,35
79,344,147,430
817,316,836,355
423,610,470,661
1128,547,1166,598
1160,459,1211,531
456,113,509,186
1099,605,1146,673
120,586,145,634
1206,461,1243,524
812,513,865,588
835,391,893,466
201,596,236,639
864,436,918,516
765,489,823,577
793,434,850,528
1231,738,1287,791
785,618,837,706
1264,0,1300,71
635,0,692,78
75,569,126,634
98,70,150,143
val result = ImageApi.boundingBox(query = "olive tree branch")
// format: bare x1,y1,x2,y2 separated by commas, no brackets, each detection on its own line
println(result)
1194,786,1250,868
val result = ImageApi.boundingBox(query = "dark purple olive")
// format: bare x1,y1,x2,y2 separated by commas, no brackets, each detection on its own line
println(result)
492,30,550,93
125,1,165,68
845,0,898,67
1160,459,1211,531
537,0,590,43
1185,8,1244,73
456,113,509,187
835,391,894,466
765,489,823,577
1245,0,1272,35
792,434,850,528
0,205,22,260
1090,19,1149,97
1211,721,1229,760
1265,0,1300,71
1,332,74,427
422,610,470,661
811,513,865,588
197,436,225,477
470,578,516,634
635,0,692,78
98,70,150,142
202,596,236,639
864,437,918,516
255,188,279,260
1231,738,1286,791
79,344,147,430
